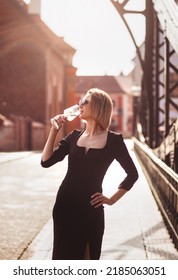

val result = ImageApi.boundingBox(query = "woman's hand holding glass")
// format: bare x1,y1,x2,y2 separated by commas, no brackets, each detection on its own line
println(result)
51,114,66,130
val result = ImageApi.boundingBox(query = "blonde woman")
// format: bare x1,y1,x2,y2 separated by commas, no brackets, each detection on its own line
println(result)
41,88,138,260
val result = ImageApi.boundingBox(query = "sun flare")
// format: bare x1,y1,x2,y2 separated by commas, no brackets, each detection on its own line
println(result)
23,0,145,75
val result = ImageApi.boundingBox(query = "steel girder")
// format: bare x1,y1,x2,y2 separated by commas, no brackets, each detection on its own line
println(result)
152,0,178,148
111,0,178,150
110,0,154,147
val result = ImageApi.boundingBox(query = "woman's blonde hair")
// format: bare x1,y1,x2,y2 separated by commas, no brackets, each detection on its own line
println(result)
87,88,113,130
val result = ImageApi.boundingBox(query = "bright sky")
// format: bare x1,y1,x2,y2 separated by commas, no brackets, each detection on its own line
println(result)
24,0,145,76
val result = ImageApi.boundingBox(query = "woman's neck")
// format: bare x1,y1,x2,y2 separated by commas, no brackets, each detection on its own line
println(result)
85,120,106,137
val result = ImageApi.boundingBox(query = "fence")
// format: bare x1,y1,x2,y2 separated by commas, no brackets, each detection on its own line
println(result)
134,120,178,250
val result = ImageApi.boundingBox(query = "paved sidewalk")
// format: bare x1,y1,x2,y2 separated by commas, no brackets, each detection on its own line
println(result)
0,151,33,164
10,142,178,260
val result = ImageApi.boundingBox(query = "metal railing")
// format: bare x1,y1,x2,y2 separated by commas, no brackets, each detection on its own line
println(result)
134,122,178,250
154,119,178,173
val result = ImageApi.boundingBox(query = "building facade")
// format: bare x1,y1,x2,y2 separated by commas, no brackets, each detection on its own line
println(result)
0,0,76,150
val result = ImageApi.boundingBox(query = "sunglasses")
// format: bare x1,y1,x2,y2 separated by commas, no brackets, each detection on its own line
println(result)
78,99,89,106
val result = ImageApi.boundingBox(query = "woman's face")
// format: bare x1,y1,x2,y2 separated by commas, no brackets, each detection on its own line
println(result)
79,93,92,121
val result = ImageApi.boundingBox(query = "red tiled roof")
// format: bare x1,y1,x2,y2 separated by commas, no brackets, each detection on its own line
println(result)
75,76,126,94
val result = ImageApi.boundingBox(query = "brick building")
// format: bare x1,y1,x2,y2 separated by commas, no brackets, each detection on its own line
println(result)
0,0,76,150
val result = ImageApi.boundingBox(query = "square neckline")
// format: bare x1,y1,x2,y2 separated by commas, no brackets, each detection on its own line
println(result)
76,130,110,154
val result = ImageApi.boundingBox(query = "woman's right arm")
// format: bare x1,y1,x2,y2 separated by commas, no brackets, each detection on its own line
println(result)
41,127,59,162
41,115,66,162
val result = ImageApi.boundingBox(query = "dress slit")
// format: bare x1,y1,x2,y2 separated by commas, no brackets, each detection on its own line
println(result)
83,242,90,260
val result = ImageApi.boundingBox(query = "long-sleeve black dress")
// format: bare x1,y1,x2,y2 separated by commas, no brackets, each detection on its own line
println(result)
41,129,138,260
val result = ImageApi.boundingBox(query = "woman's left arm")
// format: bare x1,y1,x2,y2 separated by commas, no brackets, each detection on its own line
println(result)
90,188,127,208
90,133,138,208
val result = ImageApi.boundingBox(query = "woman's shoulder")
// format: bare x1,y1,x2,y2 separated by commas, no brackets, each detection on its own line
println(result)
72,129,83,137
108,130,124,147
63,129,82,141
66,129,82,136
74,129,83,134
108,130,123,140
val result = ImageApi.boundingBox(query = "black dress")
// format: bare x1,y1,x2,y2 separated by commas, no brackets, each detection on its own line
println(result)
41,129,138,260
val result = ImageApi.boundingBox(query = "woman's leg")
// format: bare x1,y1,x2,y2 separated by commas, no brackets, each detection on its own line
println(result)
83,242,90,260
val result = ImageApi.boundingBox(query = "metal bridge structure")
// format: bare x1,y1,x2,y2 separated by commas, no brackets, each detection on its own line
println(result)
111,0,178,250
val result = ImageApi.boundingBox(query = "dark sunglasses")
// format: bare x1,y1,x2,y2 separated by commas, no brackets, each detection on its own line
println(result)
78,99,89,106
